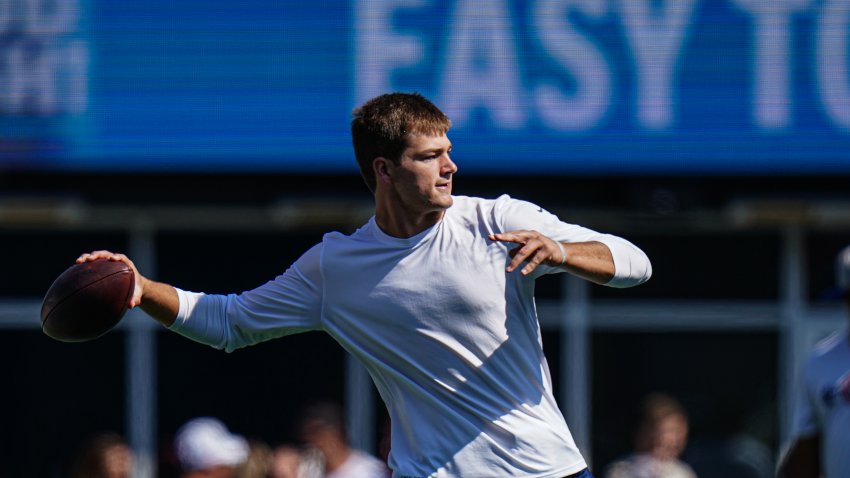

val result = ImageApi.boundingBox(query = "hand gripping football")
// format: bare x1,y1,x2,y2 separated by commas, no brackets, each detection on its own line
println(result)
41,259,135,342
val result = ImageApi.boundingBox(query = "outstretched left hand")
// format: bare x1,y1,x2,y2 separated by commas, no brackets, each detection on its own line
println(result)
489,230,565,276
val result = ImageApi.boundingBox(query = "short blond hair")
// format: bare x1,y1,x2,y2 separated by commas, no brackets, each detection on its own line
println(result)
351,93,451,193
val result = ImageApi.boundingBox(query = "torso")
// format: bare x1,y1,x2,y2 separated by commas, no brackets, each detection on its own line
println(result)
318,196,584,478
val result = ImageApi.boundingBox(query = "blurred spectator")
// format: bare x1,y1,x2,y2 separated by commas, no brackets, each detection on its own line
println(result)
269,444,324,478
604,393,697,478
235,439,273,478
69,432,134,478
778,245,850,478
174,417,249,478
270,445,302,478
298,402,387,478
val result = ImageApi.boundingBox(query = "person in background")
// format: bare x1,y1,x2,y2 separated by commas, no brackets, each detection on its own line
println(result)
69,432,134,478
604,394,697,478
174,417,250,478
269,445,302,478
235,439,273,478
778,244,850,478
298,402,387,478
269,443,325,478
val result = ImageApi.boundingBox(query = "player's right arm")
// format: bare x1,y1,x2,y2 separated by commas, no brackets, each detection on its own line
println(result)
76,250,179,327
76,245,323,351
777,435,821,478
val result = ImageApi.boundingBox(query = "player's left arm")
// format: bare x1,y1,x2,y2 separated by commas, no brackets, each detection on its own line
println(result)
489,230,615,284
490,195,651,287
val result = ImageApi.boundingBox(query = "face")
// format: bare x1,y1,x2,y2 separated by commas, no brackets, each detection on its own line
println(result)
101,443,133,478
651,415,689,460
381,133,457,216
271,447,300,478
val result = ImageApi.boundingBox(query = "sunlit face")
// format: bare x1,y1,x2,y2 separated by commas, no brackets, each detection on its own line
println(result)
101,444,133,478
271,447,301,478
388,133,457,215
651,415,689,460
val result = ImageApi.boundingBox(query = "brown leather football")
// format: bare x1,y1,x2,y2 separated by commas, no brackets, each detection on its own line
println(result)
41,259,135,342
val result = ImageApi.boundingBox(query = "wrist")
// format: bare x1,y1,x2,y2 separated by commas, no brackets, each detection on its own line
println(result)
137,275,150,301
555,241,567,266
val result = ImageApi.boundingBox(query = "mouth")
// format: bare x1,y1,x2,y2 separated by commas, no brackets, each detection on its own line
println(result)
436,182,451,191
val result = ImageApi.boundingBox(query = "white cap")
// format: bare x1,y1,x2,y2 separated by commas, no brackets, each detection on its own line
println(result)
175,417,249,471
838,245,850,293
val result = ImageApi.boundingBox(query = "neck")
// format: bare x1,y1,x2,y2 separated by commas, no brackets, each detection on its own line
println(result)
373,190,447,238
375,208,444,238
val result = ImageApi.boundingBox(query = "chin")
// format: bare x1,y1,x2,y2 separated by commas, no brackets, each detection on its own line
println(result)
421,189,453,211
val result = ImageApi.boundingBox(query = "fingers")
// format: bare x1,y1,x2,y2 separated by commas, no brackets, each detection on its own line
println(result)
490,232,531,273
488,231,530,245
515,247,549,275
508,241,547,275
76,250,125,264
489,230,560,275
75,250,144,308
76,250,137,271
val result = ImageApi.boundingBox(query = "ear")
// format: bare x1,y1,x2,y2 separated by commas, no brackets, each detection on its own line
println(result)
373,157,393,185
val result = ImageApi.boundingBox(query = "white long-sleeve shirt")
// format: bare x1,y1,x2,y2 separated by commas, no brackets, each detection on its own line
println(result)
171,195,652,478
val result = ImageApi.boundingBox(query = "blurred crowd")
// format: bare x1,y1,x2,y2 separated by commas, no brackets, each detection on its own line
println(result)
69,395,772,478
70,401,387,478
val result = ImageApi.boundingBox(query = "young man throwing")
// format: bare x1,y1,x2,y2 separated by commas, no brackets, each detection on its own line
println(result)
78,93,652,478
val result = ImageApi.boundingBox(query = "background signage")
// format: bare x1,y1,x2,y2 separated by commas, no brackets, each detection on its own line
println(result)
2,0,849,173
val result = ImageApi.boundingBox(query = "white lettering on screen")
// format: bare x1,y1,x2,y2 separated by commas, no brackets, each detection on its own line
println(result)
352,0,850,134
620,0,697,130
0,0,88,115
354,0,427,106
731,0,811,129
532,0,611,132
817,0,850,130
439,0,527,129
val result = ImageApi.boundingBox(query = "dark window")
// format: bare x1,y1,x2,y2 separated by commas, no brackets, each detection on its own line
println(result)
0,231,127,297
591,331,778,477
592,233,780,300
0,330,126,477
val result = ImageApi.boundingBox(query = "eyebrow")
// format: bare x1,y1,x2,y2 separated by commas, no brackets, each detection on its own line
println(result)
418,144,452,155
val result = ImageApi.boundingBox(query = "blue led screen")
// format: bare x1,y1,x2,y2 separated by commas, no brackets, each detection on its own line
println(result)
1,0,849,173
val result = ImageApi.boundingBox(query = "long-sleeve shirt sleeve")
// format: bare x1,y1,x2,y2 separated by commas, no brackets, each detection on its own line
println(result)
169,243,324,352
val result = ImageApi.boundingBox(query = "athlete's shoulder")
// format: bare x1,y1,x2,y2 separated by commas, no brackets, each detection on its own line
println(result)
449,194,554,233
447,195,511,228
450,194,491,207
450,194,517,215
322,219,375,243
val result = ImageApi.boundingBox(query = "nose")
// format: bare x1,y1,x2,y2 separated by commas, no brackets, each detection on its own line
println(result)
442,154,458,176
